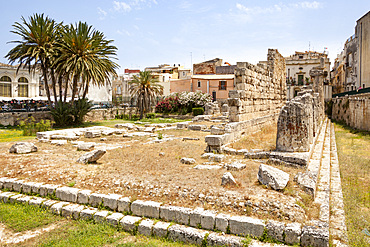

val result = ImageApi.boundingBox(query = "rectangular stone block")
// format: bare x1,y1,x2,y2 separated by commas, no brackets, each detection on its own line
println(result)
61,204,85,220
102,194,122,211
120,215,142,232
215,213,230,233
31,182,44,194
13,180,25,192
160,206,191,225
17,195,33,204
200,210,216,230
153,221,171,238
229,216,265,238
131,200,161,219
168,224,207,246
106,212,125,227
205,135,224,146
89,193,105,207
138,219,155,236
8,194,24,204
55,187,80,202
39,184,60,197
50,202,70,215
285,222,301,245
1,192,16,203
80,208,98,221
301,225,329,247
93,210,110,224
22,182,38,194
117,197,131,213
41,200,59,209
189,207,204,227
77,189,91,204
0,177,8,189
3,178,17,191
29,197,46,207
207,232,243,247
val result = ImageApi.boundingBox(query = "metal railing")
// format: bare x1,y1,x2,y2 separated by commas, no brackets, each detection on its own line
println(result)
332,87,370,98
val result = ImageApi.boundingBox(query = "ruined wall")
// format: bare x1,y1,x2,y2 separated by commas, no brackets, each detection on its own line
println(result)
193,59,223,75
332,93,370,131
228,49,286,122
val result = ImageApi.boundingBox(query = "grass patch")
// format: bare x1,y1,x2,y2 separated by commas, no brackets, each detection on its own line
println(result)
0,128,34,142
0,202,62,232
334,122,370,246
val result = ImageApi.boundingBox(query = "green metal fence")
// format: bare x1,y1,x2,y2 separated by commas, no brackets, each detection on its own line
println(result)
332,87,370,98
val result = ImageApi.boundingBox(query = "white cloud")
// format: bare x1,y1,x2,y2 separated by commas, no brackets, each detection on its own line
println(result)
113,1,132,12
112,0,158,12
97,7,107,20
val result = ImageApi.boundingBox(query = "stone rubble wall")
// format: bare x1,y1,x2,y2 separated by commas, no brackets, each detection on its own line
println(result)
228,49,286,122
331,92,370,131
0,178,330,246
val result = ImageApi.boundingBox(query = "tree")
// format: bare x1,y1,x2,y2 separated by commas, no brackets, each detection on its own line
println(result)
129,71,163,119
6,13,60,107
55,21,119,104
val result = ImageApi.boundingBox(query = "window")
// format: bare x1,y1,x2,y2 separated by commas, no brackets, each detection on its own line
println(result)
117,86,122,94
0,76,12,97
18,77,28,83
197,80,201,87
18,84,28,97
219,80,227,90
299,67,303,70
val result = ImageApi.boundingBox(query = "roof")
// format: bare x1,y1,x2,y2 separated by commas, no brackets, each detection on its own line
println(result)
0,62,16,68
192,74,234,80
357,11,370,22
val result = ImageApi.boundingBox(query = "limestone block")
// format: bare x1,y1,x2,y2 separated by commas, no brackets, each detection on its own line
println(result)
85,130,101,138
50,202,70,215
229,216,265,238
29,197,46,207
193,164,222,170
39,184,60,197
258,164,289,190
188,125,207,131
266,220,285,243
50,140,68,146
189,207,204,227
225,161,246,171
301,225,329,247
200,210,216,230
160,206,191,225
89,193,105,207
77,189,92,204
153,221,171,238
17,195,33,204
138,219,155,236
106,212,125,227
221,172,237,186
117,197,131,213
295,172,316,196
9,142,37,154
22,182,38,194
207,232,243,247
120,215,142,232
180,158,196,164
211,127,225,135
2,178,17,191
31,182,44,194
168,224,208,246
284,222,301,244
93,210,110,223
208,154,225,163
76,149,106,164
55,187,80,202
102,194,122,211
40,200,59,209
0,177,7,189
0,192,16,203
80,208,98,221
215,213,230,233
77,142,95,151
61,204,85,219
177,122,189,129
9,194,24,204
205,135,224,146
131,200,161,219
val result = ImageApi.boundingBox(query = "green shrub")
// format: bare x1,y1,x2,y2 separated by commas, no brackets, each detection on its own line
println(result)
50,101,73,127
71,98,93,125
146,113,155,119
18,117,54,136
131,114,139,121
192,107,204,116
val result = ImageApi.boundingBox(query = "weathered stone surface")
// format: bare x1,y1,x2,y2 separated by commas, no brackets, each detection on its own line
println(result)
257,164,289,190
189,207,204,227
85,130,101,138
50,202,70,215
131,200,161,219
0,192,16,203
168,224,207,246
266,220,285,243
188,125,207,131
160,206,191,225
244,151,270,159
106,212,125,227
153,221,171,238
55,187,80,202
29,197,46,207
0,177,7,189
301,225,329,247
22,182,37,194
9,194,24,204
138,219,155,236
89,193,105,207
39,184,60,197
117,197,131,213
285,222,302,245
77,149,106,164
208,154,225,163
200,210,216,230
225,161,246,171
221,172,237,186
193,164,222,170
40,200,59,209
93,210,110,223
9,142,37,154
80,208,98,221
180,157,196,164
31,182,44,194
2,178,17,191
77,142,95,151
61,204,85,219
295,172,316,196
16,195,33,204
229,216,265,238
215,213,230,233
120,215,142,232
50,140,68,146
102,194,122,211
77,189,92,204
207,232,243,247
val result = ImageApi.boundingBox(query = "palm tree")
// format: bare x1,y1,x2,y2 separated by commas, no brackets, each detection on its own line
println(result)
55,21,119,104
6,14,60,107
129,71,163,119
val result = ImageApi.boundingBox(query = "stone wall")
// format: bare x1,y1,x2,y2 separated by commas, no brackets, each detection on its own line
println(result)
332,93,370,131
228,49,286,122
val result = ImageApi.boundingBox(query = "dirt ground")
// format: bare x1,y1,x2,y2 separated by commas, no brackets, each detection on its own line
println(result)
0,121,314,224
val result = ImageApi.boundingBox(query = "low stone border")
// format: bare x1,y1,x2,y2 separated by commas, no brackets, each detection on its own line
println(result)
0,178,329,246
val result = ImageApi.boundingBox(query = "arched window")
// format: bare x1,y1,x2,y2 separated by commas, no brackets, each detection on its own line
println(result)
18,77,29,97
0,76,11,97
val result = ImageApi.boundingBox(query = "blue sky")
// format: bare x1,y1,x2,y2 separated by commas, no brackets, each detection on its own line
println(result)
0,0,369,73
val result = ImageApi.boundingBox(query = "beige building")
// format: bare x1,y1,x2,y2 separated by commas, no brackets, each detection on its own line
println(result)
112,69,140,105
356,11,370,89
0,62,40,99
